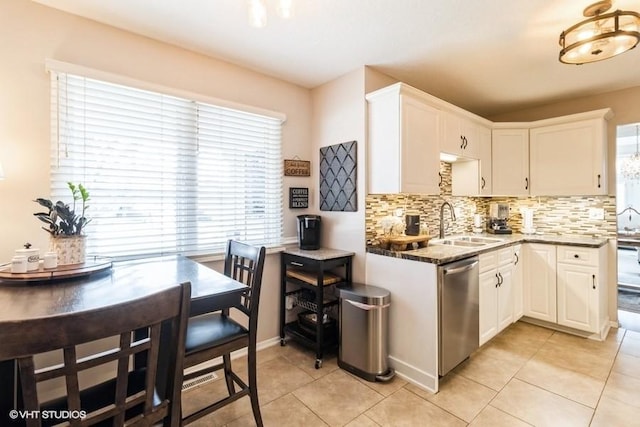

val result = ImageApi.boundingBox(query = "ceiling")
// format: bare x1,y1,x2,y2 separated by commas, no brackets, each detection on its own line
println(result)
31,0,640,118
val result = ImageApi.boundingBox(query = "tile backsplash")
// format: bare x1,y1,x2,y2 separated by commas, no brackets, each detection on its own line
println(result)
365,162,616,244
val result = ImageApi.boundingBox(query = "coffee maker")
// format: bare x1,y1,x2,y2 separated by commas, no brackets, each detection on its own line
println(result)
487,203,512,234
297,214,321,250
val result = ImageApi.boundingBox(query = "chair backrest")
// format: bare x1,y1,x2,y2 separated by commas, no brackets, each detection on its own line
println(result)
223,240,266,327
1,281,191,427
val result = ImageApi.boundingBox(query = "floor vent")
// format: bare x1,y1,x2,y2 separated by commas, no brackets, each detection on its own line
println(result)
182,372,218,391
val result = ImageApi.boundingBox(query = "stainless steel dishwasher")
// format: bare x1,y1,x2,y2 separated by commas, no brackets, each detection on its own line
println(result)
438,256,479,376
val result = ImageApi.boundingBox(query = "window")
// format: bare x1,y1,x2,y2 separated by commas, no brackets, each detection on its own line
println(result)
48,65,284,259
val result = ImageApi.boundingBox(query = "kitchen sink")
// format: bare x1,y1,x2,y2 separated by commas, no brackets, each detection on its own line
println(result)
430,235,503,248
435,240,486,247
450,236,503,244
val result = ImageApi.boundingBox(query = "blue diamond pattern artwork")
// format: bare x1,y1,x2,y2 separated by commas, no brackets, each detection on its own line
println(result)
319,140,357,212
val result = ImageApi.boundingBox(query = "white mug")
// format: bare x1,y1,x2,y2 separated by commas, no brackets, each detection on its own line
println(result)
11,256,28,274
43,252,58,269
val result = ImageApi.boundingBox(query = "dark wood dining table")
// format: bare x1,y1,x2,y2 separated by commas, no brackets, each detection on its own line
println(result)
0,255,247,425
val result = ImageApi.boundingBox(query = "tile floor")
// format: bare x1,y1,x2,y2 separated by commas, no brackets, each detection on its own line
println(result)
183,314,640,426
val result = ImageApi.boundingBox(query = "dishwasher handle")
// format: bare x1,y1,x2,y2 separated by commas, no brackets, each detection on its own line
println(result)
443,260,479,275
345,299,390,311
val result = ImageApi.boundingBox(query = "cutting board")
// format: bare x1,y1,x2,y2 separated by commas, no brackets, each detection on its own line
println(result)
387,235,432,251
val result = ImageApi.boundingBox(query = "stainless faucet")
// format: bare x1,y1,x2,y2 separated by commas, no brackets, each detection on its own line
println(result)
439,201,456,238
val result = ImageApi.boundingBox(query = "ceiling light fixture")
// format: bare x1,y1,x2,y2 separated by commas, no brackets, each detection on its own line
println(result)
247,0,295,28
559,0,640,64
621,125,640,180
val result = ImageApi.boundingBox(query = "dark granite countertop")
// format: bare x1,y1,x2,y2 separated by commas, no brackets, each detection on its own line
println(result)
366,233,609,265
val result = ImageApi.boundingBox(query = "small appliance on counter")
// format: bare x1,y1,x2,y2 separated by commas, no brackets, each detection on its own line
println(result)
405,214,420,236
297,214,321,250
487,203,512,234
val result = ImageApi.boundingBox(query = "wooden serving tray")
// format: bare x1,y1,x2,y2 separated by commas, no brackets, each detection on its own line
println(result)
286,269,342,286
0,257,113,283
387,235,432,251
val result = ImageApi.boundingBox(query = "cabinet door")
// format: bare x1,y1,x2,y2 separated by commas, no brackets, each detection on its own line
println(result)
400,95,441,194
478,126,492,195
523,244,557,322
441,112,479,159
368,89,401,193
441,111,464,156
479,268,499,346
530,119,607,195
491,129,529,196
459,119,480,159
557,263,598,332
512,245,524,321
497,264,514,332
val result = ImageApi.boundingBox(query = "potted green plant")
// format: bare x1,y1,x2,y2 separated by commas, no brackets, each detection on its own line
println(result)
34,182,90,265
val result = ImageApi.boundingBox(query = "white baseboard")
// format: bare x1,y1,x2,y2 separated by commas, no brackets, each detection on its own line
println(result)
388,355,438,393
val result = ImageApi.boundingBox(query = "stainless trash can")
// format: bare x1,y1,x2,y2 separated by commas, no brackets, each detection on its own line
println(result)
337,283,395,382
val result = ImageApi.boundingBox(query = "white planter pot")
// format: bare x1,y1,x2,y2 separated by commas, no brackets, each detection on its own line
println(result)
50,235,86,266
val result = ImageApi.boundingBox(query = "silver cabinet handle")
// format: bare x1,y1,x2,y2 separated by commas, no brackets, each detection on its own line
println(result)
291,261,304,267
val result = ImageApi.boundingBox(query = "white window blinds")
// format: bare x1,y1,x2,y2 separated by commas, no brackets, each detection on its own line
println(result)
49,69,284,259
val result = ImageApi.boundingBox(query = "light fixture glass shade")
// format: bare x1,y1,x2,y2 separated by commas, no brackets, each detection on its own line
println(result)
248,0,267,28
621,125,640,181
0,161,4,180
276,0,295,19
621,152,640,180
559,9,640,64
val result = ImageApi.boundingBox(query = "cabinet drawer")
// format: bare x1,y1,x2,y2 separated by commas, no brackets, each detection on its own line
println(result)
479,251,498,272
497,247,514,266
556,246,598,266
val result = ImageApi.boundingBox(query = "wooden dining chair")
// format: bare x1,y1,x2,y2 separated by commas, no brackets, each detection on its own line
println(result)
0,281,191,427
182,240,266,426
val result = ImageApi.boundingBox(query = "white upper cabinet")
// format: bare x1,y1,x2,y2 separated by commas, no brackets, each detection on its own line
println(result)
478,126,492,195
491,128,530,196
441,111,480,159
529,110,612,196
367,83,441,194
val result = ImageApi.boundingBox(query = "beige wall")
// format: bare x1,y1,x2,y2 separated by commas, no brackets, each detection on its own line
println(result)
310,69,367,281
0,0,314,344
308,67,398,282
0,0,311,261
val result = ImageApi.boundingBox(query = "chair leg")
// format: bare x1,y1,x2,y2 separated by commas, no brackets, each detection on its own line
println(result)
223,354,235,396
247,346,263,427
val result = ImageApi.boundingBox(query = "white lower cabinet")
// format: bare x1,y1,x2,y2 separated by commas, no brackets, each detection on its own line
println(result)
523,244,557,322
512,245,523,320
556,246,607,334
479,247,518,346
523,243,608,338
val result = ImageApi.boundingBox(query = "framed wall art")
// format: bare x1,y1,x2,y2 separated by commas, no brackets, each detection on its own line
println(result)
319,140,357,212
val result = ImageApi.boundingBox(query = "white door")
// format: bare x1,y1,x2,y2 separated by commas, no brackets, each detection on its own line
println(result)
492,128,529,196
512,245,524,320
479,268,499,346
523,244,557,322
497,264,514,332
401,95,441,194
557,263,598,332
530,119,606,195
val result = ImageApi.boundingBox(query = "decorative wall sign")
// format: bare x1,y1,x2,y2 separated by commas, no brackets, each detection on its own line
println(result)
289,187,309,209
319,141,357,212
284,159,310,176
